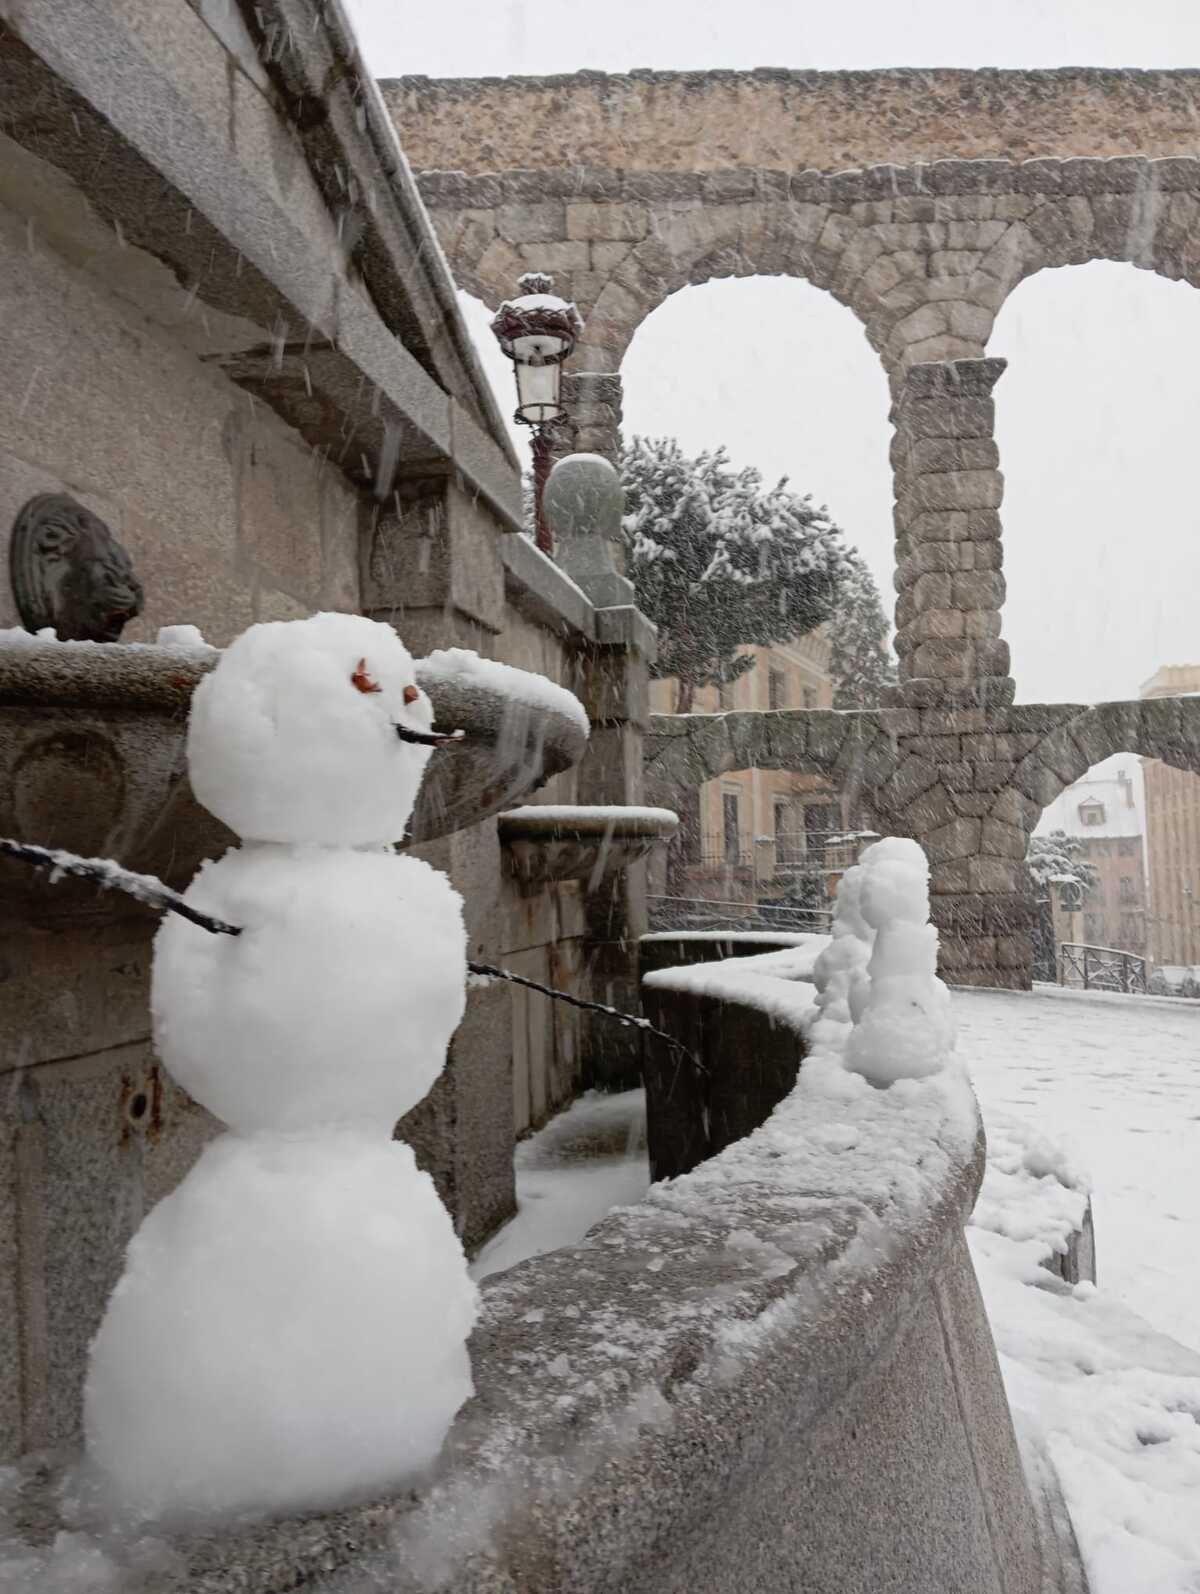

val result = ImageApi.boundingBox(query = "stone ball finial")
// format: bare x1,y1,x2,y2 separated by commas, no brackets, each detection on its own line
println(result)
544,453,624,542
543,453,633,609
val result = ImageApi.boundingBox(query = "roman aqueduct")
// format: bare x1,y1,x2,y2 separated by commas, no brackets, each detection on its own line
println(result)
388,68,1200,985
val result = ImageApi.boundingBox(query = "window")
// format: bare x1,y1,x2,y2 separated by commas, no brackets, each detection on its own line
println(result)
768,669,787,710
1119,876,1136,903
1084,913,1103,942
1118,838,1139,858
1079,801,1105,827
774,800,801,866
723,792,741,864
802,687,817,710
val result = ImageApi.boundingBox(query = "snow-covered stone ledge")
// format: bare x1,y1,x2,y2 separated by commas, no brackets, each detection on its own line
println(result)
6,842,1083,1592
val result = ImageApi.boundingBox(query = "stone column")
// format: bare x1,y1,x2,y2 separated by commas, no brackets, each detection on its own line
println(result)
364,471,515,1248
545,453,656,1087
575,604,657,1087
891,359,1013,713
560,372,625,573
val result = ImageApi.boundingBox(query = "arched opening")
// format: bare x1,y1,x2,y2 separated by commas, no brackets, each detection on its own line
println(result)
991,261,1200,706
621,276,895,909
654,757,871,936
621,275,895,613
1030,753,1150,987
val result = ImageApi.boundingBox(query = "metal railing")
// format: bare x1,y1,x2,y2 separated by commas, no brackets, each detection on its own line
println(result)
1059,942,1148,995
647,893,833,935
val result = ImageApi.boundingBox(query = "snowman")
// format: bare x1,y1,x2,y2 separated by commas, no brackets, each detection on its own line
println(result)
81,611,479,1523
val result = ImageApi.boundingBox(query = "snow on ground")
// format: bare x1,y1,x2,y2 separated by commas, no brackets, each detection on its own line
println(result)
480,976,1200,1594
967,1089,1200,1594
471,1090,650,1283
959,984,1200,1351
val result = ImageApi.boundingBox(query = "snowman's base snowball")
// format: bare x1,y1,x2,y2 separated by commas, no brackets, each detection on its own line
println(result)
83,1133,477,1524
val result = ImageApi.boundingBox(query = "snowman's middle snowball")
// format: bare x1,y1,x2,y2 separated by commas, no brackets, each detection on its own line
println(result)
152,846,467,1132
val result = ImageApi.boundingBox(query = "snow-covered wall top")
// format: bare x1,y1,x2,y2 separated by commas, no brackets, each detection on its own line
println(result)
66,853,1027,1594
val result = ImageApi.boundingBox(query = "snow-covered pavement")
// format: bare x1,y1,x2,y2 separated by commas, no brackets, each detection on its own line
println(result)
960,984,1200,1351
961,985,1200,1594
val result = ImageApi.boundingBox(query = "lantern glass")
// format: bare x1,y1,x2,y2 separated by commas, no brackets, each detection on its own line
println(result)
514,359,563,425
512,331,569,361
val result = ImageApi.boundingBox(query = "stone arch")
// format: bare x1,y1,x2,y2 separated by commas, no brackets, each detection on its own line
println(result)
1014,698,1200,818
418,157,1200,385
643,710,898,814
575,196,883,376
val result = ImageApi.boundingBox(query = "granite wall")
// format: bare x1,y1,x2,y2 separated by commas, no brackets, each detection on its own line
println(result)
388,67,1200,179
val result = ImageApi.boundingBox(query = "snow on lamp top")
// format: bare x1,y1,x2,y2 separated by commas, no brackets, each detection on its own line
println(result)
187,612,440,847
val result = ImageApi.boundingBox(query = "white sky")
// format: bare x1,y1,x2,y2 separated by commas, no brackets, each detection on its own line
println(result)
349,0,1200,706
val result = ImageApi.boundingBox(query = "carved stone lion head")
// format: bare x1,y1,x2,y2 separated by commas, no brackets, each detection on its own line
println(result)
9,493,144,643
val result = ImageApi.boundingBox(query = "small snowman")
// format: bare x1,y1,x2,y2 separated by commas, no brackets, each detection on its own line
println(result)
82,612,478,1523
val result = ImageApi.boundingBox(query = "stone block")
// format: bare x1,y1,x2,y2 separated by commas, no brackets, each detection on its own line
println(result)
949,793,993,817
995,935,1030,968
905,602,962,640
943,301,995,342
912,471,1004,514
989,786,1041,831
968,856,1025,894
911,638,973,679
920,707,987,735
590,241,632,272
928,859,971,893
517,240,589,273
897,396,996,443
905,334,984,367
910,437,1000,475
974,640,1011,677
496,201,567,244
880,752,939,809
980,818,1026,859
565,202,649,242
951,570,1005,609
926,816,981,863
901,782,959,832
912,572,954,610
941,761,975,792
963,610,1002,641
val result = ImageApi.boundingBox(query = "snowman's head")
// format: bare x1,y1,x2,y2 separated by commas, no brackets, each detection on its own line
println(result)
188,613,450,846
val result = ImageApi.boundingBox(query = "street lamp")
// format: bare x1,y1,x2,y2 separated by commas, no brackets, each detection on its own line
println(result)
491,272,583,555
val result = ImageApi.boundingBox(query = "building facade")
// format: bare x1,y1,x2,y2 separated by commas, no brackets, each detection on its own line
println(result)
1036,762,1148,960
1141,665,1200,971
648,628,864,924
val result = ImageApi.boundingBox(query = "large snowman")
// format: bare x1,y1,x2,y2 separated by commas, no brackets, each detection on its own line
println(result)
82,612,478,1523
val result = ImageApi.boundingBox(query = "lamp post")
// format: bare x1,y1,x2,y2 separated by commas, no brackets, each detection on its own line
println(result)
490,273,583,555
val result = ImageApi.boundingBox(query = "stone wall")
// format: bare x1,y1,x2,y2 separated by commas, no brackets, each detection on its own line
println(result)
5,935,1089,1592
643,692,1200,989
388,67,1200,177
0,189,362,644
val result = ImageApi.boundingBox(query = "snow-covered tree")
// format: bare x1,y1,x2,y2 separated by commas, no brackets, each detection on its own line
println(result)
827,553,898,709
620,436,849,711
1026,831,1098,897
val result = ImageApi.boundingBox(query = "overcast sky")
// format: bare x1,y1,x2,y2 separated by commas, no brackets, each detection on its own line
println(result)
347,0,1200,707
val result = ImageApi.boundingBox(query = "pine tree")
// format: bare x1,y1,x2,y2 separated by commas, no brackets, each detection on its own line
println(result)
1025,831,1099,897
827,553,898,710
620,436,849,711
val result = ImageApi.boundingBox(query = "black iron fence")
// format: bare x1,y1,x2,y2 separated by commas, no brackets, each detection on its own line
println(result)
1059,942,1148,995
